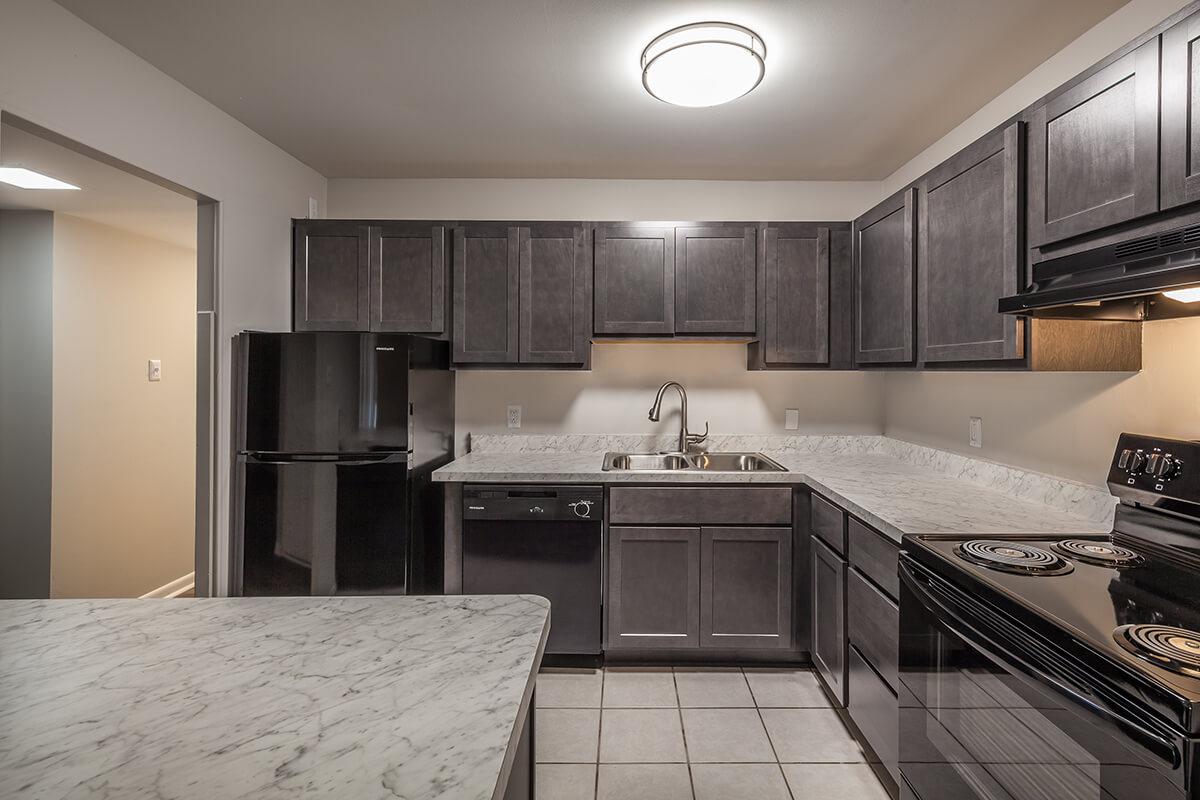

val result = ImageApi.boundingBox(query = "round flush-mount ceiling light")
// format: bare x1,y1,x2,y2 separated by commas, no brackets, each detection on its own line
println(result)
641,21,766,108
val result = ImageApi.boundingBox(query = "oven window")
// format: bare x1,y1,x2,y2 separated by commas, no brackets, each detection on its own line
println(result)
899,568,1183,800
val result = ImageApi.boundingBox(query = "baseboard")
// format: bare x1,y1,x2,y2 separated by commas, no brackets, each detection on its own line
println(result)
140,572,195,599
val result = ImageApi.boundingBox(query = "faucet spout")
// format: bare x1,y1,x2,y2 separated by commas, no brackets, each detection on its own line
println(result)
648,381,690,454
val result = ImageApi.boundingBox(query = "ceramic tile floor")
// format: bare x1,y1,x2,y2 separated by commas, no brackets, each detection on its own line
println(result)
534,667,891,800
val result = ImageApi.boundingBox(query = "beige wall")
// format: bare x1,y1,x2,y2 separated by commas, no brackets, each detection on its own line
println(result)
457,344,884,452
1,0,327,595
881,0,1200,487
50,214,197,597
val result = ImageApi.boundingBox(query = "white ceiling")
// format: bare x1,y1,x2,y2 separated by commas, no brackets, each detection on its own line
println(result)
54,0,1125,180
0,123,197,249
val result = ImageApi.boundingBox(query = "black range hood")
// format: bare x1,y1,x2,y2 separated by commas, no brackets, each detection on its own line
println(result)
998,222,1200,320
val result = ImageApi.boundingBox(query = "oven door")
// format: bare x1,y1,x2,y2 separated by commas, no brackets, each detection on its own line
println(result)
899,556,1191,800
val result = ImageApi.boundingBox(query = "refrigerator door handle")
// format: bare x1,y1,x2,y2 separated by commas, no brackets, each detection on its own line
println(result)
243,452,407,466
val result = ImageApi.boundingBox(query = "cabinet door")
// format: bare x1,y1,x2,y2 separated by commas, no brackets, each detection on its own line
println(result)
518,224,591,364
594,226,674,335
675,226,756,334
700,527,792,649
371,223,445,333
811,535,847,707
607,526,700,649
452,225,519,363
918,124,1023,363
293,221,369,331
854,189,915,365
1162,11,1200,210
762,225,830,364
1028,38,1159,246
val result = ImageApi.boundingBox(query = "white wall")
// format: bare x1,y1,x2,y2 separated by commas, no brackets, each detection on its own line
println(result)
0,0,327,594
457,343,884,453
51,214,197,598
330,177,889,451
880,0,1200,487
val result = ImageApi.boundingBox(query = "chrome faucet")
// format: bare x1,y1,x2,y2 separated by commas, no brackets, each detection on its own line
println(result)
648,381,708,454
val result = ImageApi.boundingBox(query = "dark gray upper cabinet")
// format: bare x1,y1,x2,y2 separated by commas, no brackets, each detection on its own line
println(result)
607,526,700,649
854,188,916,365
372,223,445,333
700,527,792,649
1162,10,1200,210
594,225,675,335
294,221,370,331
518,224,591,364
452,224,519,363
674,226,757,334
918,123,1024,363
1028,38,1159,247
761,225,831,365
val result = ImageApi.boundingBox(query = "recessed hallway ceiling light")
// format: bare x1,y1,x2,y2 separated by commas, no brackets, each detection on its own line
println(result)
0,167,81,190
641,22,766,108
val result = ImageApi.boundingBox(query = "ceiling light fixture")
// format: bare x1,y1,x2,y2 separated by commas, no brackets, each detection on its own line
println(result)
0,167,81,190
1163,286,1200,303
641,22,766,108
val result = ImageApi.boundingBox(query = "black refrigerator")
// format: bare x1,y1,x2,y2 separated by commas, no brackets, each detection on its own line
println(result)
231,332,453,596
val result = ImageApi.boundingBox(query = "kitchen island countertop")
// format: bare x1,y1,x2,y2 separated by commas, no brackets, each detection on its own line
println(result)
0,594,549,800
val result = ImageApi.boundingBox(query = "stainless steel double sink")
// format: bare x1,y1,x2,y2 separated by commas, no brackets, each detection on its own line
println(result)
602,451,787,472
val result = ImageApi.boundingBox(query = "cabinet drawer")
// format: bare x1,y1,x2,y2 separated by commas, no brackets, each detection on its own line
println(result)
848,517,898,600
848,645,898,784
810,493,846,555
609,487,792,526
847,567,898,691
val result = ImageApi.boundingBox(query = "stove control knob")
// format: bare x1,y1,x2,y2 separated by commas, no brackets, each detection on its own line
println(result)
1148,454,1181,480
1128,451,1147,474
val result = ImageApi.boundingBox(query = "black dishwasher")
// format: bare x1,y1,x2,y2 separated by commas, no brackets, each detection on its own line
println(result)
463,485,603,655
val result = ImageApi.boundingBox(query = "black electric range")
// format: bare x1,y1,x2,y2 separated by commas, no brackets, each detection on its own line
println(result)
899,433,1200,800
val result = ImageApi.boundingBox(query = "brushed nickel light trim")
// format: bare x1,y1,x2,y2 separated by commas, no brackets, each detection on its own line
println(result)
641,22,767,107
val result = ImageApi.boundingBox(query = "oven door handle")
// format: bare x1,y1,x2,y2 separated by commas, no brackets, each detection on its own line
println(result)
900,559,1183,769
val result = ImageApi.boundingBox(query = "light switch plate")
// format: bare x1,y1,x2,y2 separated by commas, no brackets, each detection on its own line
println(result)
148,359,162,382
784,409,800,430
969,417,983,448
308,197,319,218
507,405,522,429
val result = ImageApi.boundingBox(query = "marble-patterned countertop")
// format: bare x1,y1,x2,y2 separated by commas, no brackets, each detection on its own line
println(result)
0,594,549,800
433,435,1116,542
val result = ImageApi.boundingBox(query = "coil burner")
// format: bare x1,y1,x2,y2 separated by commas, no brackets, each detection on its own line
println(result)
1051,539,1144,568
954,540,1074,576
1115,625,1200,678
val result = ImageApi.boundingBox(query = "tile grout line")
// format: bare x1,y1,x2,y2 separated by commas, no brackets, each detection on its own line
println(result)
746,668,799,800
594,667,604,799
672,667,698,800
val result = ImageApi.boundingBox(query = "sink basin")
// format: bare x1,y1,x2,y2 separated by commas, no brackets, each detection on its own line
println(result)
605,453,691,471
602,451,787,472
689,452,787,472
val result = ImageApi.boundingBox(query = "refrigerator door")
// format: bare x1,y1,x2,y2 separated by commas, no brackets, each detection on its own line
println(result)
237,456,411,596
237,332,411,454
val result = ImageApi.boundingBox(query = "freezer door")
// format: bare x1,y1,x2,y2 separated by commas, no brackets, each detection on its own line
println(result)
237,458,411,596
236,332,411,453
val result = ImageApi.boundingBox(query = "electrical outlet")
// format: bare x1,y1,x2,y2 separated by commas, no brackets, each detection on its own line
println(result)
969,416,983,448
784,409,800,430
148,359,162,382
308,197,319,218
507,405,522,429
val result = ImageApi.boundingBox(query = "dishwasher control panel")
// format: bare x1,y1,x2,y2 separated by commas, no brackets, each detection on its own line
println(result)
463,485,603,521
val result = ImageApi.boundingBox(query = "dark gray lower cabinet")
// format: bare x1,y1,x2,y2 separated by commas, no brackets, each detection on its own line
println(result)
453,225,519,363
918,124,1023,364
848,645,899,784
518,224,591,364
607,526,700,649
811,535,847,706
700,527,792,649
294,221,370,331
854,189,916,365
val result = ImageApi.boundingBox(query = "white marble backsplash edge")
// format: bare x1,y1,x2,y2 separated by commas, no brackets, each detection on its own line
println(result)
466,432,1116,525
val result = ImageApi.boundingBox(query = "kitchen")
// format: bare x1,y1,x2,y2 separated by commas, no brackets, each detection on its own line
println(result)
2,1,1200,799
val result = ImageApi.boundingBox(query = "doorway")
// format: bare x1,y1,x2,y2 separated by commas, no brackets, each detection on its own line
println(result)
0,113,218,598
